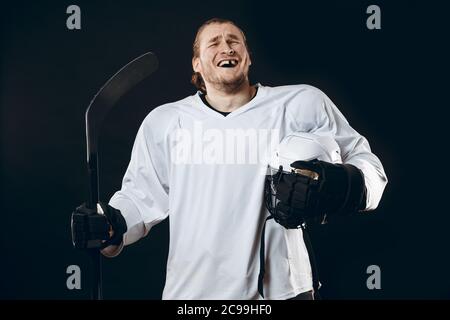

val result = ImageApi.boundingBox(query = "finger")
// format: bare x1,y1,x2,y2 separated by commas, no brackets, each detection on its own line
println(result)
75,203,96,215
290,192,307,209
274,203,305,228
275,182,292,202
290,160,320,173
275,201,291,216
275,177,310,201
282,172,310,184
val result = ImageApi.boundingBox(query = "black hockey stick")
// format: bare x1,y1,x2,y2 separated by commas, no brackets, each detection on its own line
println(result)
83,52,158,300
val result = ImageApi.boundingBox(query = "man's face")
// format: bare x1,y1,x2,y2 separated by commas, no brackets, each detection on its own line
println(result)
193,23,252,92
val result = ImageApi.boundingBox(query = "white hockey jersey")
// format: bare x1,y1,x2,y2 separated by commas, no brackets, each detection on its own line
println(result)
107,84,388,299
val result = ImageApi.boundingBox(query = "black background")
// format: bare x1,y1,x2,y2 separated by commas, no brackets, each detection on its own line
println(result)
1,0,449,299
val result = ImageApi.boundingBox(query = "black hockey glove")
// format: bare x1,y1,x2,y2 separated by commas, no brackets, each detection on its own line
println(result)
269,160,366,229
71,202,127,249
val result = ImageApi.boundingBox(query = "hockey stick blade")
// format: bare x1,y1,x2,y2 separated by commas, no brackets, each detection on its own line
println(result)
86,52,159,154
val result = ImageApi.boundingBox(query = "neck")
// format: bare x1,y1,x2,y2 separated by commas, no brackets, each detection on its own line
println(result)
204,81,256,113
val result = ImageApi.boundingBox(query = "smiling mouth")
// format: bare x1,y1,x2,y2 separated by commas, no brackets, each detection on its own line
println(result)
217,59,238,68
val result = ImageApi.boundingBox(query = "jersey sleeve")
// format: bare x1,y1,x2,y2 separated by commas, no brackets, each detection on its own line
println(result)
286,86,388,211
107,109,170,253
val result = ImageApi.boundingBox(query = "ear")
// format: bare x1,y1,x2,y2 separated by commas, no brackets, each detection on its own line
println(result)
192,57,201,73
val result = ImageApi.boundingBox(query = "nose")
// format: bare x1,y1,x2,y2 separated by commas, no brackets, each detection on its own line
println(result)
218,40,235,56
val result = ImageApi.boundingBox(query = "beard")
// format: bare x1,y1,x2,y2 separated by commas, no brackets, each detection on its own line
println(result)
202,67,249,94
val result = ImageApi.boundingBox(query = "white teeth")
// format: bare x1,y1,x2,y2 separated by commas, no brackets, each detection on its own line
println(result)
218,60,238,67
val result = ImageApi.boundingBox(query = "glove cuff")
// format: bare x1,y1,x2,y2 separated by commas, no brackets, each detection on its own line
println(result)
337,164,366,215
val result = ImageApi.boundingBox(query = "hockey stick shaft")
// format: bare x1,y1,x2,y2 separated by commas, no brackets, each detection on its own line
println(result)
86,152,102,300
84,52,158,300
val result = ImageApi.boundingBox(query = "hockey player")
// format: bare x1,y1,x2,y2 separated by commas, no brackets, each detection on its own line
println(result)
72,18,387,300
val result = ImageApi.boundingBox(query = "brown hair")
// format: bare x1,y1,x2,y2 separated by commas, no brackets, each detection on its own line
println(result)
191,18,249,94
